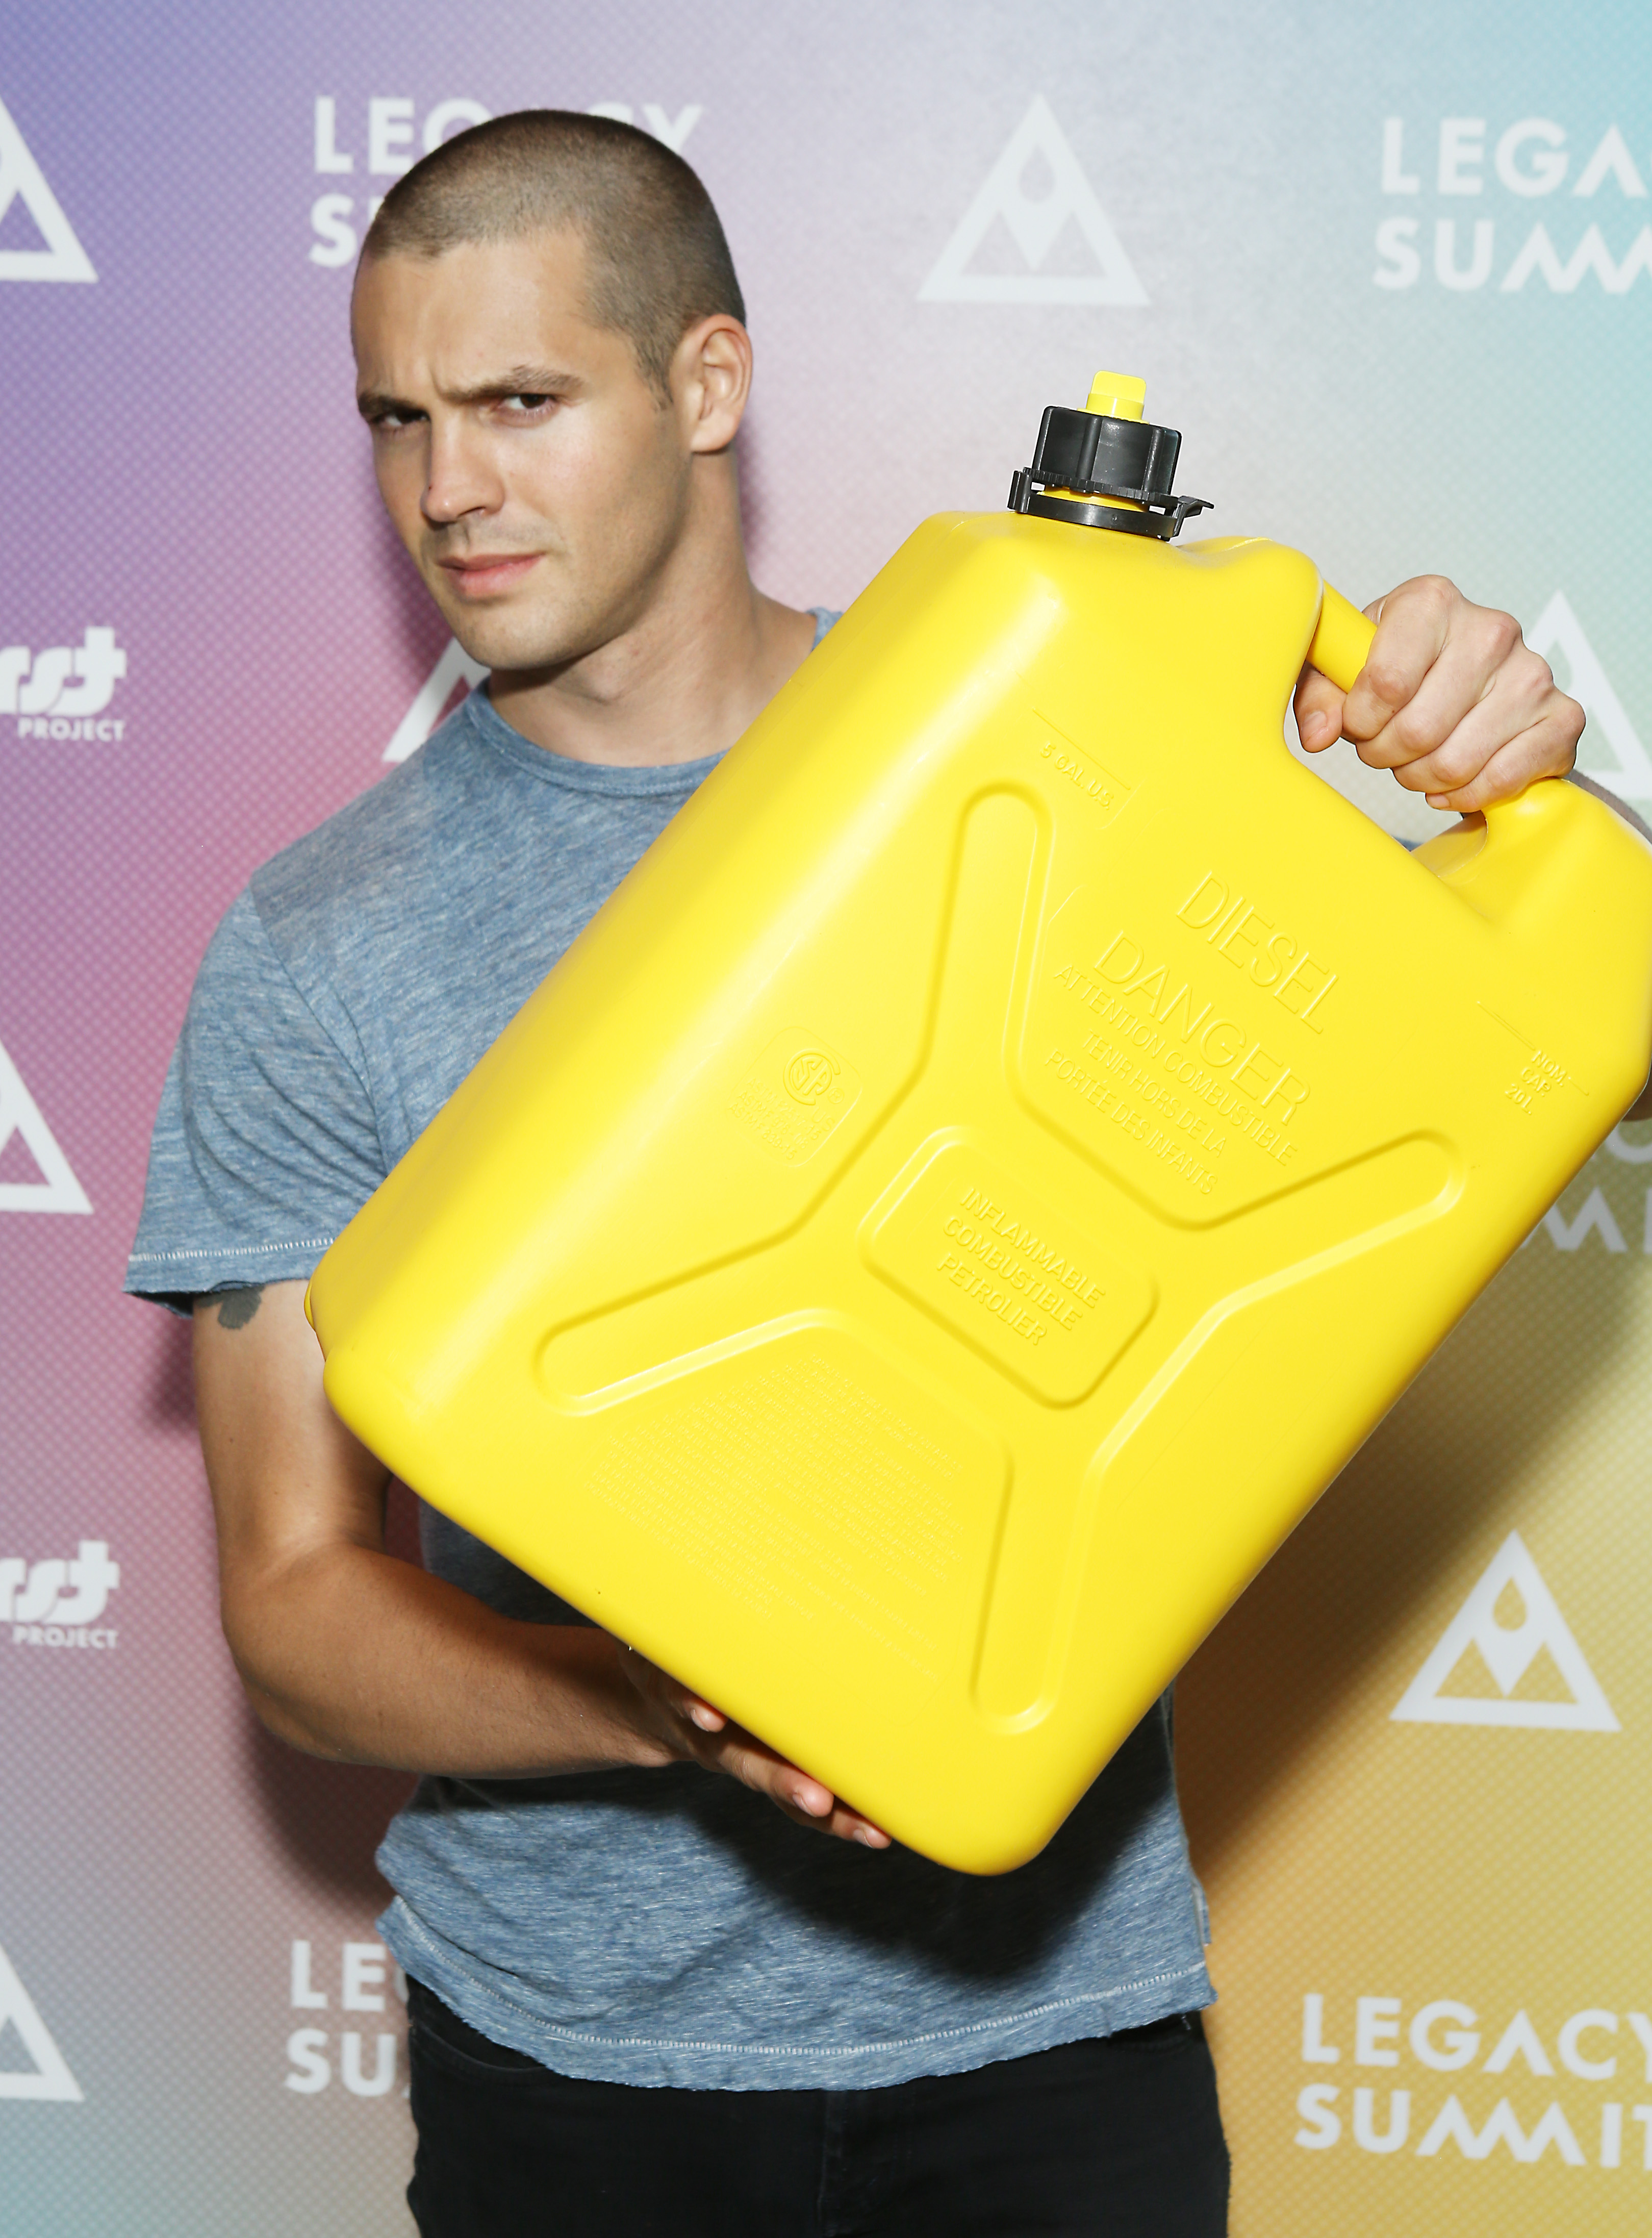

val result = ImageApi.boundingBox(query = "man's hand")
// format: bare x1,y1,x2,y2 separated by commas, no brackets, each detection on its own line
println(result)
618,1648,889,1848
194,1278,887,1846
1294,575,1583,814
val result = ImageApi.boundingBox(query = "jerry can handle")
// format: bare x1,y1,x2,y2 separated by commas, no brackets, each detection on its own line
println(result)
1307,582,1573,915
1305,584,1377,696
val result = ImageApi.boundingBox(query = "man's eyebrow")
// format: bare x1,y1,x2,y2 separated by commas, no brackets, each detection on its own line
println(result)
462,365,580,400
357,367,580,418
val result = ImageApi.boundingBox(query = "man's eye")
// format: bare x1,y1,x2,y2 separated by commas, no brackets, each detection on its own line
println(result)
499,394,553,416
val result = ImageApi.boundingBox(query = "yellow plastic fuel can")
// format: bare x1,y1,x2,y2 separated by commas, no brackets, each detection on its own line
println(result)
308,374,1652,1873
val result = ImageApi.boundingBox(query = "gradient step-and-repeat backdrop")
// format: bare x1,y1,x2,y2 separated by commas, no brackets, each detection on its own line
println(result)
3,2,1650,2229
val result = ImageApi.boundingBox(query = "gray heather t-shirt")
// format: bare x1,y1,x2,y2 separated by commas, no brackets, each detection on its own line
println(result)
126,619,1212,2090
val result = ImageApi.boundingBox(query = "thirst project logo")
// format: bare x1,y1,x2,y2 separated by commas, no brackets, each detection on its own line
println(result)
2,626,128,741
2,1541,120,1649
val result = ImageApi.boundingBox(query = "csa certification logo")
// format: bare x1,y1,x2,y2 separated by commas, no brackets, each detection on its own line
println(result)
919,97,1147,306
0,1944,82,2101
730,1031,861,1166
0,96,94,284
784,1049,841,1107
1392,1530,1617,1730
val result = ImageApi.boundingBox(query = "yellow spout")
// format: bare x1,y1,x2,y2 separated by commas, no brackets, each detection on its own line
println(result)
1085,371,1146,421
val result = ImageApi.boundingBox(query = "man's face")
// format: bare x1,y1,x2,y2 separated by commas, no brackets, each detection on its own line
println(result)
351,234,693,673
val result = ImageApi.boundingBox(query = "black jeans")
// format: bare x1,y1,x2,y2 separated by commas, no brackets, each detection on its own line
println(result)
406,1979,1230,2236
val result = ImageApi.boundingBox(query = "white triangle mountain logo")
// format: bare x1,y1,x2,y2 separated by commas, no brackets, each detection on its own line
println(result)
0,1943,83,2101
918,97,1147,306
1528,591,1652,803
1391,1530,1618,1731
0,1035,92,1214
0,96,95,284
384,639,487,764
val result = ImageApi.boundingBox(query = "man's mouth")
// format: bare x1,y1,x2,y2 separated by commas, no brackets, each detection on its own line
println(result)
435,552,542,597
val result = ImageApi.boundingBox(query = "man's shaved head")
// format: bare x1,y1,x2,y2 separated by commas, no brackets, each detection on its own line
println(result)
362,111,746,398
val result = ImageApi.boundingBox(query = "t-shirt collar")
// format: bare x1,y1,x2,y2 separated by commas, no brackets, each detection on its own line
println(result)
461,684,727,798
454,607,835,797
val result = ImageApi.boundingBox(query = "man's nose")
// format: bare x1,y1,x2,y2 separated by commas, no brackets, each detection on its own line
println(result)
422,419,502,526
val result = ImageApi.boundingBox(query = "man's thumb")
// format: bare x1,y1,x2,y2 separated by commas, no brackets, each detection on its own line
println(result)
1294,668,1346,753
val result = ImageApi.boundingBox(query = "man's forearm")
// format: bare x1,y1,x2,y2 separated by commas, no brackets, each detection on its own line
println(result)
223,1541,659,1777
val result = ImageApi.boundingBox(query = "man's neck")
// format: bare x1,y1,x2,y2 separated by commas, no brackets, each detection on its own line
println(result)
485,478,818,769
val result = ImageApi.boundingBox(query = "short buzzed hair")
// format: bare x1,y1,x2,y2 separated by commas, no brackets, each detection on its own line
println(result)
363,111,747,398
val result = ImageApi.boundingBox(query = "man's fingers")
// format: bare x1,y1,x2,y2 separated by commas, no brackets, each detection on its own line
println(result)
1294,575,1581,812
1368,674,1534,791
613,1641,889,1846
1417,718,1581,814
1339,575,1457,735
717,1729,831,1816
1395,702,1572,806
1369,653,1579,804
829,1804,891,1848
775,1790,891,1847
712,1728,889,1846
617,1645,727,1731
1347,609,1521,771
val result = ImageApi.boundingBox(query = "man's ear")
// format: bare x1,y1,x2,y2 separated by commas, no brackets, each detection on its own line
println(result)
672,315,752,456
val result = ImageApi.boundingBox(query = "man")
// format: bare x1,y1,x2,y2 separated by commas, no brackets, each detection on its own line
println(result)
127,112,1606,2235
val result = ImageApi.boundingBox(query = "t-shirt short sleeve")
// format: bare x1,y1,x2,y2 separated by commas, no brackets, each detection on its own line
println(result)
125,890,388,1313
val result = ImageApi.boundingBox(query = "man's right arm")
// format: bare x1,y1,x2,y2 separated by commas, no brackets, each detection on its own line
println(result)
195,1278,887,1843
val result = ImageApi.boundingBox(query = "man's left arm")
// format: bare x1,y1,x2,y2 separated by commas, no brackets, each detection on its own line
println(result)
1294,573,1652,1122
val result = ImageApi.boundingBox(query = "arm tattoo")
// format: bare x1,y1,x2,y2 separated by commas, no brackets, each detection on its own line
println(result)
214,1286,265,1330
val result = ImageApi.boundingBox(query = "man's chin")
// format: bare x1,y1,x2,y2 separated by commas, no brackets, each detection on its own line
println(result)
439,610,580,680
